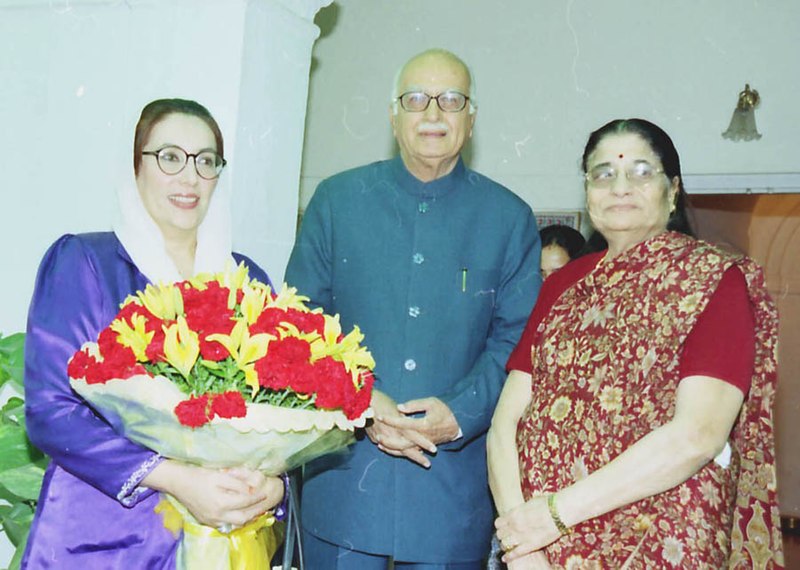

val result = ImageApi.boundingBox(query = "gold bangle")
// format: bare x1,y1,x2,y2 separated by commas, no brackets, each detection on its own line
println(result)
547,493,572,535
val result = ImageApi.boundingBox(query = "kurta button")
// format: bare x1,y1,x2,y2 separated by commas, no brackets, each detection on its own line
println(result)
418,202,429,213
404,359,417,371
412,253,425,264
408,306,420,318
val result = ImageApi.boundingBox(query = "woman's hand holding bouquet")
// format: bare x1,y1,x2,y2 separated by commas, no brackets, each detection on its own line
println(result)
143,462,283,530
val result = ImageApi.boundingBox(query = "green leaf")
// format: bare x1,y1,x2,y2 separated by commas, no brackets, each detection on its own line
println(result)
0,463,46,501
0,333,25,391
8,530,28,570
0,501,35,547
0,333,40,568
1,398,25,426
0,424,43,472
0,481,23,503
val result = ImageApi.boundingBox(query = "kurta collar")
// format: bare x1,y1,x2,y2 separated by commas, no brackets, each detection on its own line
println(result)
390,155,466,198
113,234,142,276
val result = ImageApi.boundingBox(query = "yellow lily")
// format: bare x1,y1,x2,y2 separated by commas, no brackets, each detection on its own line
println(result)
309,315,375,383
211,263,251,310
240,283,268,325
322,314,343,344
137,282,184,321
336,326,376,374
110,314,154,362
242,364,261,396
238,328,271,368
207,320,273,393
308,314,341,360
267,283,316,311
119,293,143,308
206,319,244,360
186,273,212,291
163,316,200,379
276,321,321,344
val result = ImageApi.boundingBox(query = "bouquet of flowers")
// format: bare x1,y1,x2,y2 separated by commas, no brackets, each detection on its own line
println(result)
67,263,374,569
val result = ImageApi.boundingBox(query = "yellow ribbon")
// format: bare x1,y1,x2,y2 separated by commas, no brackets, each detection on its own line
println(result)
155,496,284,570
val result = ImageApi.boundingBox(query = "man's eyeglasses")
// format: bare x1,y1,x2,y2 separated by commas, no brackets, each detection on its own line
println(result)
585,161,665,189
395,90,470,113
142,145,227,180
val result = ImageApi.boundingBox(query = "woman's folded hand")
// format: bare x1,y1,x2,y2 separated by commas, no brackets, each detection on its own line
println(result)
143,460,285,528
495,496,561,563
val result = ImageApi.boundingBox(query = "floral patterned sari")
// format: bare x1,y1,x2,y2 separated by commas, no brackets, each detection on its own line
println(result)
516,232,783,569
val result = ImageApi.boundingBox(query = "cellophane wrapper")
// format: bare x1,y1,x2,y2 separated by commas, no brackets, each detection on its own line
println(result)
72,374,371,569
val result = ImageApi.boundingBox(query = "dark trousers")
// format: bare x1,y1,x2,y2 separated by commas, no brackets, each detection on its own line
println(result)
302,530,484,570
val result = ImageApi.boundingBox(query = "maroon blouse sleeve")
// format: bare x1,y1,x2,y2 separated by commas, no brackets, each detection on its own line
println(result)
679,266,755,393
506,253,602,373
505,299,543,374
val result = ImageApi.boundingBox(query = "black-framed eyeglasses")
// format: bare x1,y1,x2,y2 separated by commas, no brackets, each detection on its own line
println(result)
585,161,665,189
142,145,227,180
395,90,470,113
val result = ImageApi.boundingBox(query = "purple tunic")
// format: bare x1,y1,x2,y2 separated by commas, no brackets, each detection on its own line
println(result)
22,232,270,569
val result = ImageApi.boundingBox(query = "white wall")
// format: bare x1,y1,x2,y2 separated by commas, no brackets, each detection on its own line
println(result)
301,0,800,215
0,0,330,563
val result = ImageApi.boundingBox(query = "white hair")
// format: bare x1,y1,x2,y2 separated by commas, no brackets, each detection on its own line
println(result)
391,48,477,115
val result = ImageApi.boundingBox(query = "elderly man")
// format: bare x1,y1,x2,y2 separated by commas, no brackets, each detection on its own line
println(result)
286,48,541,568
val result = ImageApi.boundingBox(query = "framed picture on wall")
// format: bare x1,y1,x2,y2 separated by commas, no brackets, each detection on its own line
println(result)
535,211,582,231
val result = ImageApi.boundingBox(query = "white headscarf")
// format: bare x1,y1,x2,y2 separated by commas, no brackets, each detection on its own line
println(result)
112,168,234,285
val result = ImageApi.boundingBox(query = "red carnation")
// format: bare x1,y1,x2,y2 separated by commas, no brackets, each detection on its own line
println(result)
182,282,233,326
211,391,247,419
116,302,161,332
270,336,312,363
145,328,167,362
85,364,111,385
311,356,350,411
251,308,289,336
254,337,313,392
285,361,320,395
343,370,374,420
68,350,96,381
251,308,324,337
175,395,212,428
287,309,325,336
98,345,137,378
182,282,236,361
96,327,120,354
198,337,230,361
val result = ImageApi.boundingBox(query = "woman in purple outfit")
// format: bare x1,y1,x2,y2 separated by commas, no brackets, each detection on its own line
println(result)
22,99,285,568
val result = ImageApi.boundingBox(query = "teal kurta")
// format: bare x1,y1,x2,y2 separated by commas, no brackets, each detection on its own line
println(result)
285,156,541,562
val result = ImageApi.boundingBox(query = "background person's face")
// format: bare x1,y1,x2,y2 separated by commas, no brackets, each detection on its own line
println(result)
540,244,571,279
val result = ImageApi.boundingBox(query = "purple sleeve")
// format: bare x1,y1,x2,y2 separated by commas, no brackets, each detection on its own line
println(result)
25,235,161,505
232,251,272,290
273,472,290,521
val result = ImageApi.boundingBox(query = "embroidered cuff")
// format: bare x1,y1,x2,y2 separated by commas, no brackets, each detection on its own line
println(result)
117,454,164,507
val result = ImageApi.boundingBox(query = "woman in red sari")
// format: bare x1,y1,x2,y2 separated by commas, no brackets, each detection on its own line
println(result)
488,118,783,569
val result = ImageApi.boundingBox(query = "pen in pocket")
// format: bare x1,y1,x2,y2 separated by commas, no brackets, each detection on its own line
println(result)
461,267,467,292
